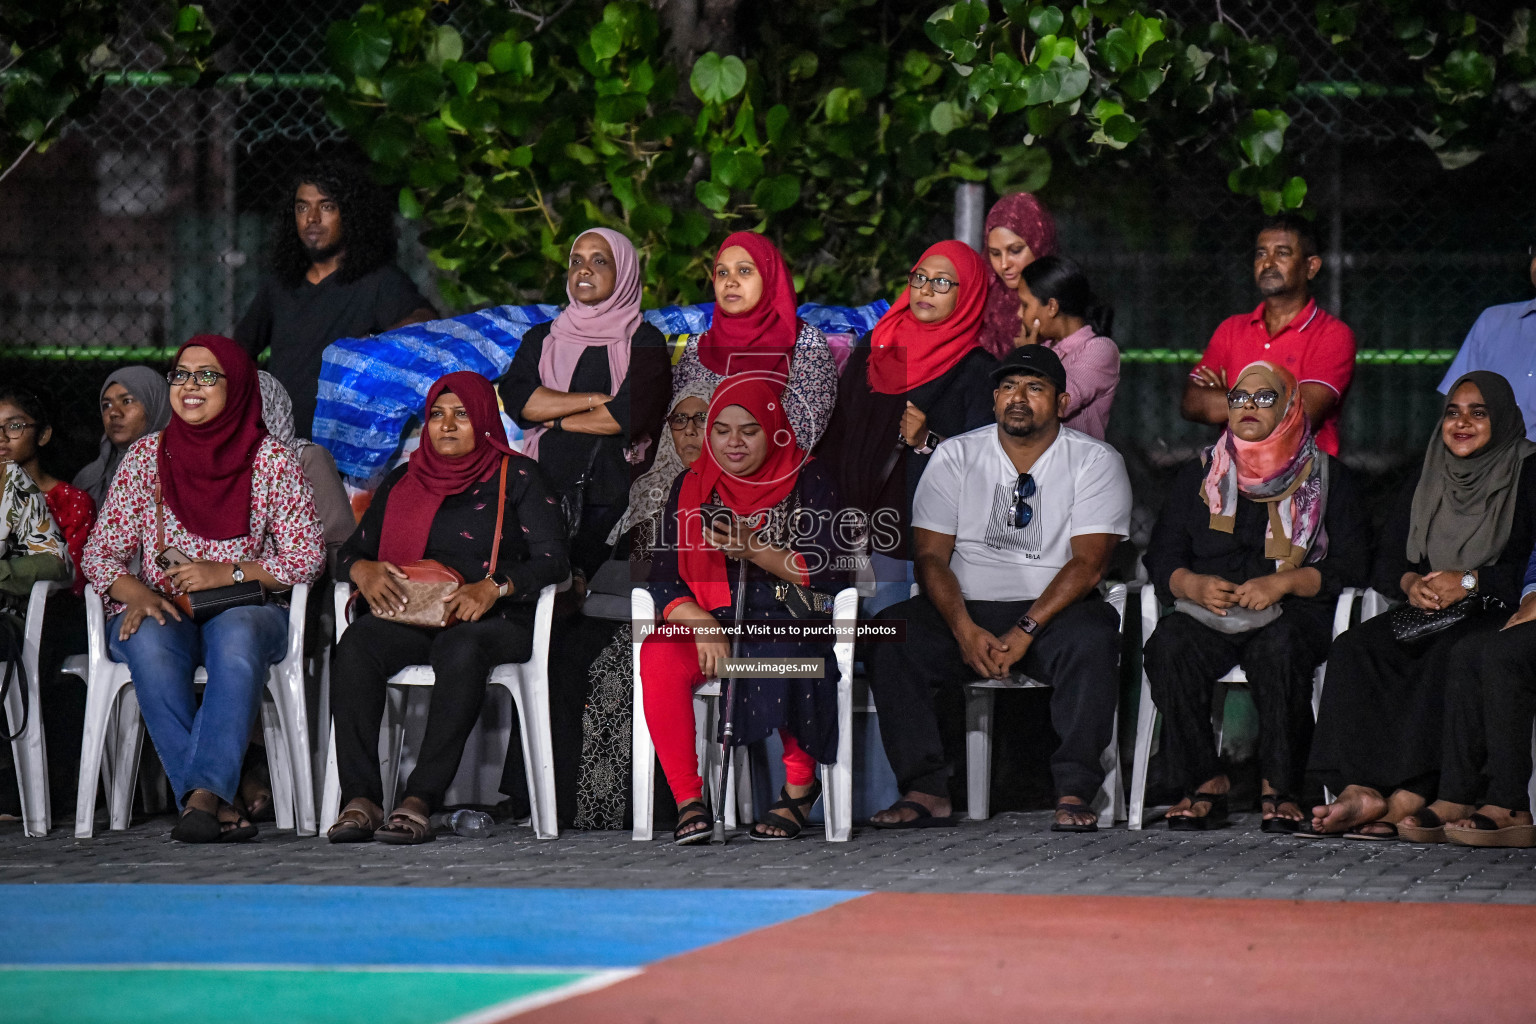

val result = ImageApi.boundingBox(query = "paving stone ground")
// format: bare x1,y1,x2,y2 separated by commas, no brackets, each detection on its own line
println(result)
3,810,1534,903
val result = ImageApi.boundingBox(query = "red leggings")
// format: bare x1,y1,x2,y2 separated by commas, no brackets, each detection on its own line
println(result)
639,632,815,806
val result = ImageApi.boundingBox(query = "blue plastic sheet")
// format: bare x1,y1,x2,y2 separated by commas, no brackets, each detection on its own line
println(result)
314,300,890,480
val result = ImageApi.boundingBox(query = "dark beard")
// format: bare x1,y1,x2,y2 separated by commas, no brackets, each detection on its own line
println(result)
304,240,343,266
1000,406,1042,438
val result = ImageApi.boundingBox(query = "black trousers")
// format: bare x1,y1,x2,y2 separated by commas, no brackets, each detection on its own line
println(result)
868,594,1120,802
1440,619,1536,812
331,612,533,811
1142,607,1330,796
1308,609,1505,798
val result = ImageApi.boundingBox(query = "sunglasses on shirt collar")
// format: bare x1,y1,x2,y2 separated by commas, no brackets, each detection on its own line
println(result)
1010,472,1037,529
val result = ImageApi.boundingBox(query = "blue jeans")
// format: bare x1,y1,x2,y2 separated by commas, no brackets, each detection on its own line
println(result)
109,604,289,807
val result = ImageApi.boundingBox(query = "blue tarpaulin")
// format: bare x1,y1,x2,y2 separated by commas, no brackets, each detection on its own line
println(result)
314,300,889,480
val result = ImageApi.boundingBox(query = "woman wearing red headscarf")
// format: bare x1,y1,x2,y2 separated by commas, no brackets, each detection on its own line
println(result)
640,375,848,844
672,231,838,451
1142,362,1370,833
820,240,998,613
979,192,1060,359
326,371,570,844
81,335,326,843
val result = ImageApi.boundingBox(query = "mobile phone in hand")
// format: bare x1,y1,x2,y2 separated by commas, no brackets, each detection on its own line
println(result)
155,545,192,572
699,503,734,534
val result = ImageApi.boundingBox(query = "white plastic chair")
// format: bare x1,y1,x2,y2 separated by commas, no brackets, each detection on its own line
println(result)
73,582,315,838
630,585,860,842
3,580,65,835
1127,584,1361,829
963,582,1132,824
319,581,560,839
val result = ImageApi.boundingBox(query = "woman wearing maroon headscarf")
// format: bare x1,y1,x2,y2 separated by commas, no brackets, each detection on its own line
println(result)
820,240,998,613
81,335,326,843
979,192,1060,359
641,376,848,844
671,231,838,451
327,371,569,844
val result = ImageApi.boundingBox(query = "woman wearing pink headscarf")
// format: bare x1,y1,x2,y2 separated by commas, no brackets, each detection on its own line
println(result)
979,192,1060,359
499,228,671,581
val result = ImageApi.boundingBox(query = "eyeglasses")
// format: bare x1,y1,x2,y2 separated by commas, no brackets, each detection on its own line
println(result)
1,420,38,438
667,412,708,431
908,271,959,294
1227,388,1280,409
1009,473,1037,529
167,369,227,387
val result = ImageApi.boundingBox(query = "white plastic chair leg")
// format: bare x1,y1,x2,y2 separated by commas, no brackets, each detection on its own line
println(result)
108,690,144,831
630,588,656,841
10,581,52,835
508,678,559,839
381,687,407,813
260,701,295,831
74,676,122,838
965,687,995,821
320,726,342,828
1096,709,1124,824
1127,670,1158,830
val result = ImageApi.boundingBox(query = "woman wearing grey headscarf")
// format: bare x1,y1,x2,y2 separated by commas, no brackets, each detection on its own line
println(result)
72,366,172,506
258,371,354,558
1307,371,1536,838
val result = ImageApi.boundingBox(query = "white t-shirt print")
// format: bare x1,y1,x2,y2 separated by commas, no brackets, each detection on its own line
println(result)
911,423,1132,603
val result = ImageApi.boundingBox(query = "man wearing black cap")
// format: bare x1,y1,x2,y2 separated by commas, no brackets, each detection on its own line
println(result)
867,345,1132,832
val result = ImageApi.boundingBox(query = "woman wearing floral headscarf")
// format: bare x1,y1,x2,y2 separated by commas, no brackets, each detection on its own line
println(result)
1143,361,1369,832
258,371,353,562
979,192,1060,359
671,231,838,451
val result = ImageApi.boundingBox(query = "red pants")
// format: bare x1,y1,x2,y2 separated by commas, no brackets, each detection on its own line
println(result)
639,632,815,806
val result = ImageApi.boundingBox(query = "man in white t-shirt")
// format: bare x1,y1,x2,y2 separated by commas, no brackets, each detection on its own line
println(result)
867,345,1132,832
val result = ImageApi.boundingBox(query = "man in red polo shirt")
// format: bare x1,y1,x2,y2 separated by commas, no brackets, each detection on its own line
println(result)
1181,213,1356,455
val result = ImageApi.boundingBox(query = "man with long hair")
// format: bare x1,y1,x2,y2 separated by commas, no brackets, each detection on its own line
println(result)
235,161,436,436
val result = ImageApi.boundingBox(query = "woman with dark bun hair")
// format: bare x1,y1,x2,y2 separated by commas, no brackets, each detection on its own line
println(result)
1016,255,1121,440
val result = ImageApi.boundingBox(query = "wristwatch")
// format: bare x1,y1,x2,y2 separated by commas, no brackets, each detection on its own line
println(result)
1460,571,1478,594
230,563,246,584
1014,613,1040,636
912,430,942,455
489,571,512,598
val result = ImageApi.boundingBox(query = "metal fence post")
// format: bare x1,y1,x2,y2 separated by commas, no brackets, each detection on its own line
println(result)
954,182,985,253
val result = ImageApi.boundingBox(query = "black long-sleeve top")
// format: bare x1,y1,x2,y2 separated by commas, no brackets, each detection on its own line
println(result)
338,457,570,619
497,320,671,507
1369,452,1536,608
1146,456,1372,614
817,341,997,560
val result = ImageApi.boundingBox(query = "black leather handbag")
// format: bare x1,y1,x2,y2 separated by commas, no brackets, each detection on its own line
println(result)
1388,593,1502,644
156,482,267,624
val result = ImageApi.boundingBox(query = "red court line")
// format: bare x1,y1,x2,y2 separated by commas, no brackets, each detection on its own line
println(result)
509,892,1536,1023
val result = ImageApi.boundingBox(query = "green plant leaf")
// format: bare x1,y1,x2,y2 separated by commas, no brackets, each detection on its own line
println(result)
695,179,730,212
365,116,414,166
752,174,801,212
380,65,444,117
425,25,463,67
690,52,748,104
443,60,478,98
1237,108,1289,166
488,38,534,78
326,19,392,79
989,143,1052,193
1281,175,1308,208
590,23,622,62
1119,66,1165,102
398,186,423,219
930,98,964,133
1098,27,1135,73
765,103,791,145
1028,5,1064,37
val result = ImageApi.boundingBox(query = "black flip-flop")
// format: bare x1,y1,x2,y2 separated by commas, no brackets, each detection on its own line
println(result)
1260,793,1303,834
1050,800,1098,833
217,816,259,843
1167,791,1228,831
1343,820,1398,841
868,800,954,830
170,807,221,844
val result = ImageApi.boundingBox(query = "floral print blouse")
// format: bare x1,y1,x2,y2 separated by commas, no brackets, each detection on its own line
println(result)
0,463,64,563
672,321,838,450
82,433,325,615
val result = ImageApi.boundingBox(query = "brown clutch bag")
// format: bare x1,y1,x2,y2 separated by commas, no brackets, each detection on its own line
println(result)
358,456,510,630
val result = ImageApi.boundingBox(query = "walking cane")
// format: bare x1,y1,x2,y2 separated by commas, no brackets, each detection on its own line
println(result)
711,552,749,844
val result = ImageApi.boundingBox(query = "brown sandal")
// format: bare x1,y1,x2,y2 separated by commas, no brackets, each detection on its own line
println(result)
374,807,435,845
327,805,381,844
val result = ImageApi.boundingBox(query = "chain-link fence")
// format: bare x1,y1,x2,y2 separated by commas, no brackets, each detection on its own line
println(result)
3,1,1533,487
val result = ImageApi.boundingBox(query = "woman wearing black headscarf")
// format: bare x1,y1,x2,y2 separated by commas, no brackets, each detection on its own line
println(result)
1307,371,1536,837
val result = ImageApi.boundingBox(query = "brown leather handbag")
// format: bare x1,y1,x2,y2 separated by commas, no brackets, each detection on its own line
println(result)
368,456,510,630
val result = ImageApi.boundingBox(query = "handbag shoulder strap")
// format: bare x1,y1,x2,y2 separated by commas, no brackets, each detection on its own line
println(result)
154,479,166,554
487,456,509,577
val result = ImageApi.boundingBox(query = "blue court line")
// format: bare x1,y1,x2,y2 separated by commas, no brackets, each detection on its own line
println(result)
0,885,860,969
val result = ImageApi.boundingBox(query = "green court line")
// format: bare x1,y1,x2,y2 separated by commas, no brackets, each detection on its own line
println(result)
0,967,588,1024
